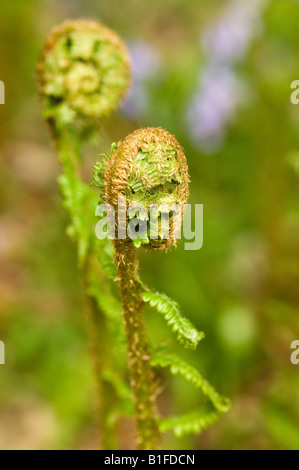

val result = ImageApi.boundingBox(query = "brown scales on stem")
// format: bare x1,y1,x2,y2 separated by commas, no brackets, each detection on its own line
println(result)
114,239,160,449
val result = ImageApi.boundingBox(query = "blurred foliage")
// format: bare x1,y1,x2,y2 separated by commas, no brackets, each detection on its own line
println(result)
0,0,299,450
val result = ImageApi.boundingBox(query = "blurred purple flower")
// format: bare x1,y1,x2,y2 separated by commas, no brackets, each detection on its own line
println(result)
128,41,162,81
202,0,265,63
187,65,244,151
121,41,162,119
121,83,149,120
187,0,267,151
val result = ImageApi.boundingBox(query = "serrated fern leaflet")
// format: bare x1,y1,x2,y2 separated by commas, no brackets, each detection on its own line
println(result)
143,289,204,349
151,348,230,437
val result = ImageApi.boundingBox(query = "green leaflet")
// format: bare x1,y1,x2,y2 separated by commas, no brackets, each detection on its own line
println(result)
142,281,230,436
151,349,230,413
159,408,222,437
151,348,230,437
94,240,118,281
91,143,117,198
91,153,110,202
59,149,117,279
59,151,127,352
143,290,204,349
58,171,93,266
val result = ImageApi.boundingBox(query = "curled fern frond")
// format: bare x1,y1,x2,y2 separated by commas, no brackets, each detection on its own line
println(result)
151,348,230,437
37,20,131,133
143,290,204,349
104,127,190,251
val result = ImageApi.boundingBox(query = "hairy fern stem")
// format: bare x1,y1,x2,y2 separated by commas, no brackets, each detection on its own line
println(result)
114,239,161,450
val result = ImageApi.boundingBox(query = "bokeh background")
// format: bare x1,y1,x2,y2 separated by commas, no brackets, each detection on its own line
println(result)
1,0,299,450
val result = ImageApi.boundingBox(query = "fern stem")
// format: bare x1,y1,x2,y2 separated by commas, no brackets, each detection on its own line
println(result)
37,20,132,450
56,132,117,449
114,239,161,450
80,257,117,450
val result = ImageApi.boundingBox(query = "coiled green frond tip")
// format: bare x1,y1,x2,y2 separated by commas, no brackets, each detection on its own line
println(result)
36,19,131,130
103,127,190,250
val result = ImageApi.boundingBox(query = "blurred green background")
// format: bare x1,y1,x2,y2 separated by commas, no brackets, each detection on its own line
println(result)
0,0,299,450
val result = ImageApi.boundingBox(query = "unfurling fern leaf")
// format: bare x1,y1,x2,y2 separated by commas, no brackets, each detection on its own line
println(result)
151,349,230,412
143,289,204,349
151,348,230,437
58,170,95,266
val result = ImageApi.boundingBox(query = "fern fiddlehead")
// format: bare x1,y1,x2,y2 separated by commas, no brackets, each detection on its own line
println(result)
36,19,131,449
93,127,230,448
36,19,130,134
105,127,189,449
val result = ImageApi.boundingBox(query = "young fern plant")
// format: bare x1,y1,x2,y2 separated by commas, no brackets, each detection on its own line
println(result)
93,127,230,449
36,19,131,449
